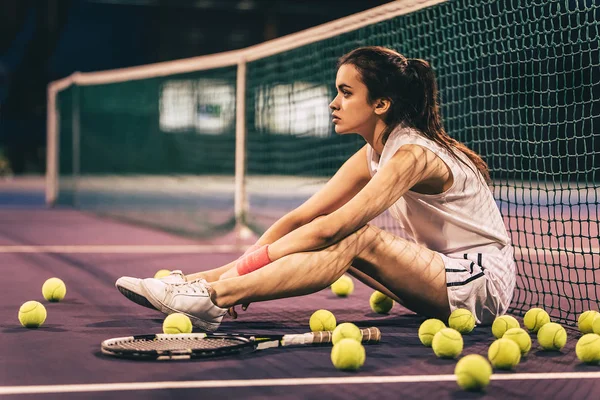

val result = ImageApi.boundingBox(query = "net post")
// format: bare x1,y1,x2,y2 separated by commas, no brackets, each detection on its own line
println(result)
46,84,59,206
46,74,77,207
72,82,81,207
234,58,252,240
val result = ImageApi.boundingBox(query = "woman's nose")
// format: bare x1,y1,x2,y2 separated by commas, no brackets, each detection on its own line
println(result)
329,96,339,110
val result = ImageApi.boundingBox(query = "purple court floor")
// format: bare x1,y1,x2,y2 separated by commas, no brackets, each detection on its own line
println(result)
1,207,599,399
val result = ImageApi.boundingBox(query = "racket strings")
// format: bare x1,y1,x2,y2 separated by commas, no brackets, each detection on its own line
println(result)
109,337,246,351
101,327,381,360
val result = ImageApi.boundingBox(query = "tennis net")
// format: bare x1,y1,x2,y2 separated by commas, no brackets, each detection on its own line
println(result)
47,0,599,325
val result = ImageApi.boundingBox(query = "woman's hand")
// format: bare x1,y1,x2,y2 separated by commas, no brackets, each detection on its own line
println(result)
219,268,250,318
227,303,250,319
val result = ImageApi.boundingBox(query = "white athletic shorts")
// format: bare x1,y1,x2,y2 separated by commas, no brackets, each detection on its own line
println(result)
441,245,516,325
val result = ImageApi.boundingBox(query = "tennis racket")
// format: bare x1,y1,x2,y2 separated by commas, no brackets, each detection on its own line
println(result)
101,327,381,361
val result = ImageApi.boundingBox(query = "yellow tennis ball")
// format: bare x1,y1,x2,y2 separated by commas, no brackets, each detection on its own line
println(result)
537,322,567,351
502,328,532,355
154,269,171,279
162,313,193,334
432,328,463,358
523,308,550,333
448,308,476,334
331,338,366,371
369,291,394,314
491,315,520,339
576,333,600,364
578,311,599,334
309,309,336,332
331,275,354,297
418,318,446,347
18,301,47,328
592,315,600,335
42,277,66,302
454,354,492,391
332,322,362,345
488,338,521,369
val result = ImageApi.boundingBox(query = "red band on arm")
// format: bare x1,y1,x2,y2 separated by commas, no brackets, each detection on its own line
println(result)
236,245,272,276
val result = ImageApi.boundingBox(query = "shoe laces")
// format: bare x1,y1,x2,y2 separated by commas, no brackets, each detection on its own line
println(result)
170,278,209,295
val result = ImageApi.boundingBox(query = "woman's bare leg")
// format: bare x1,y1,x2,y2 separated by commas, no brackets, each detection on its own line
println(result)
211,224,451,319
185,261,237,283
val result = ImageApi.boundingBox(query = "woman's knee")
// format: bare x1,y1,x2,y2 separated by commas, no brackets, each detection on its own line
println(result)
352,224,387,259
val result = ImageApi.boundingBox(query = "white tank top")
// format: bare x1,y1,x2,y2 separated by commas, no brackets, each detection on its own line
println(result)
366,126,511,257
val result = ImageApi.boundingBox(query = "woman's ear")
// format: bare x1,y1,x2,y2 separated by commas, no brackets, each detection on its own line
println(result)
374,98,391,115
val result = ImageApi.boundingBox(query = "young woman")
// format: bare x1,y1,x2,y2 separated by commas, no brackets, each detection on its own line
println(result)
117,46,515,332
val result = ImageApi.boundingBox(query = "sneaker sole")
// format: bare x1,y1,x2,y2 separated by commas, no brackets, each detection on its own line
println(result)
141,282,222,332
116,284,158,311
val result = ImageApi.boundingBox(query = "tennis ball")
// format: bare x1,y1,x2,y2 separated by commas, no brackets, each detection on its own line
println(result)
162,313,193,334
331,275,354,297
488,338,521,370
448,308,476,334
369,291,394,314
332,322,362,345
502,327,532,355
592,315,600,335
578,310,599,334
491,315,520,339
42,277,66,302
432,328,463,358
309,309,336,332
18,301,47,328
454,354,492,391
418,318,446,347
331,338,366,371
537,322,567,351
154,269,171,279
576,333,600,364
523,307,550,333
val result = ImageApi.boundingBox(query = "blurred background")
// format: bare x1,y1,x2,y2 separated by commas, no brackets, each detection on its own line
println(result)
0,0,597,328
0,2,598,395
0,0,393,175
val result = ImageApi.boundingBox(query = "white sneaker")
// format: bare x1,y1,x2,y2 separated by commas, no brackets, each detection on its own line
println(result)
116,270,186,311
159,270,187,284
141,278,227,332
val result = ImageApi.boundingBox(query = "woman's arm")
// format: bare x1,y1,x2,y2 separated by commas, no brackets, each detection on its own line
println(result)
189,145,372,281
254,146,371,244
267,144,449,260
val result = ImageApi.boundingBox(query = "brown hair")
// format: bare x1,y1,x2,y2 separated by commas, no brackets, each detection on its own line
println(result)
338,46,490,183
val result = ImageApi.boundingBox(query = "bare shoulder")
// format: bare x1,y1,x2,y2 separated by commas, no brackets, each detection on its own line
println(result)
346,144,371,181
387,143,453,193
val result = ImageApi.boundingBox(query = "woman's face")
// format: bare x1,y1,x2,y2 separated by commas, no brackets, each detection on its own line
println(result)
329,64,378,136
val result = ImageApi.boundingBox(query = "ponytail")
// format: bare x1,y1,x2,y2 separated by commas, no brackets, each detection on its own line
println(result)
338,47,491,184
403,58,491,183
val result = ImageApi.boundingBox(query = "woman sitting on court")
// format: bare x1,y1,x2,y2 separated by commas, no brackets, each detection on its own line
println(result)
116,46,516,332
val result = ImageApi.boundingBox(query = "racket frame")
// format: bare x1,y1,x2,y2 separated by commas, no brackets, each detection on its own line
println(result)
101,328,380,361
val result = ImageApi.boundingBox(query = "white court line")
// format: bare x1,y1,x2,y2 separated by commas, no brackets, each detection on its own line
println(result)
0,245,243,254
2,372,600,395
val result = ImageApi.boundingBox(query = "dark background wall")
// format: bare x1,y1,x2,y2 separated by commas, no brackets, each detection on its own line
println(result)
0,0,393,174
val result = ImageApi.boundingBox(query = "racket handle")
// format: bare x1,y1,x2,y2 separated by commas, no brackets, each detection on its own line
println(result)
310,331,333,344
310,327,381,344
359,327,381,343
